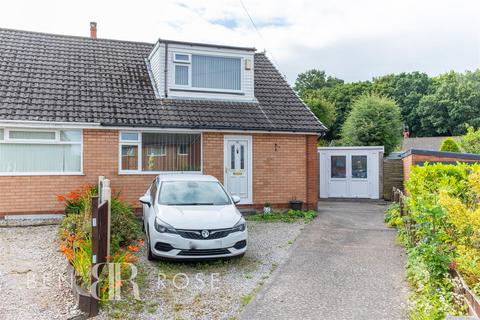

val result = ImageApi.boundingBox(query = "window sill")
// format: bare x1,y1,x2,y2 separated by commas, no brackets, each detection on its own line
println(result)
170,88,245,95
0,172,84,177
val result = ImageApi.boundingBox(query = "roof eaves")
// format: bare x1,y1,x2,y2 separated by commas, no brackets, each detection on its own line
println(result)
158,38,256,52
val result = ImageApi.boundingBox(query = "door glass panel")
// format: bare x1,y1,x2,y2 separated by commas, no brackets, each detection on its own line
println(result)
352,155,368,179
230,145,235,169
240,145,245,169
331,156,346,178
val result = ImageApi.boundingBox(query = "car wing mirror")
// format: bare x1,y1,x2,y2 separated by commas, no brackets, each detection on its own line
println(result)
139,195,151,207
231,195,241,204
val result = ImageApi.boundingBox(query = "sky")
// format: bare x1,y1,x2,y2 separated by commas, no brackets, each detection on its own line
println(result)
1,0,479,84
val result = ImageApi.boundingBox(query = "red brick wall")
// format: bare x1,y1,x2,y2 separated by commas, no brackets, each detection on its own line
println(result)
202,132,318,210
0,129,318,216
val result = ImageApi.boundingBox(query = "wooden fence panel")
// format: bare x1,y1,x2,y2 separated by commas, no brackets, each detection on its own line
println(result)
383,159,404,201
90,196,109,317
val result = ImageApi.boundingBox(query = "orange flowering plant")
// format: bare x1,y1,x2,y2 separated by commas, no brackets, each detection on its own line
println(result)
57,184,98,216
98,239,144,303
58,183,143,296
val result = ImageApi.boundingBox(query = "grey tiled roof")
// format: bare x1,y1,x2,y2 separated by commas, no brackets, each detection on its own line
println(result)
0,28,326,133
402,136,460,152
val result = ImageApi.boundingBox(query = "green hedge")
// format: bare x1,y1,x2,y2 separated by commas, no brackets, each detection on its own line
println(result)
386,163,480,319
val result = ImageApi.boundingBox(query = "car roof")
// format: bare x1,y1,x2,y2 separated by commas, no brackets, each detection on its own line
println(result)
156,174,219,182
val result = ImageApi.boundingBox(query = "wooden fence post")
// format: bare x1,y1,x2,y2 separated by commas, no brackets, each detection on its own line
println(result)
90,195,109,317
99,177,112,257
90,196,100,317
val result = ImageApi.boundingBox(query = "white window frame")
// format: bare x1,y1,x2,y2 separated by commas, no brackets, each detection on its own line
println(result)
173,52,192,87
171,51,244,93
0,127,83,176
118,131,203,175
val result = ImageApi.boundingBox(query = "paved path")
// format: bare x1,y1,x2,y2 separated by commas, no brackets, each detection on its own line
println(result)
241,201,408,320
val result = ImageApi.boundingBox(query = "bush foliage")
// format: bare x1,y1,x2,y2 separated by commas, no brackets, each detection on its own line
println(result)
459,126,480,154
245,210,317,223
386,163,480,319
340,94,403,155
439,138,461,153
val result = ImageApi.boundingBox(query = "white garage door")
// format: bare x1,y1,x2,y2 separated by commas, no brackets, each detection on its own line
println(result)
319,147,383,199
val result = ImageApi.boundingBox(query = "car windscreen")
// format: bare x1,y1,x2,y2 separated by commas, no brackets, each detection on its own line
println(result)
158,181,232,206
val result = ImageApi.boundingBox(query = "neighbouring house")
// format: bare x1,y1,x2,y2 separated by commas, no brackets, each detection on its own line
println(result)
401,149,480,183
0,24,326,217
401,136,460,152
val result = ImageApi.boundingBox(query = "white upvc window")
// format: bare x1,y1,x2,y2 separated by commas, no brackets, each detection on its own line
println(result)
172,52,243,92
119,131,202,174
0,128,83,175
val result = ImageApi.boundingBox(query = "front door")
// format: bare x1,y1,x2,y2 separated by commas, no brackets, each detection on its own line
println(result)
224,136,252,204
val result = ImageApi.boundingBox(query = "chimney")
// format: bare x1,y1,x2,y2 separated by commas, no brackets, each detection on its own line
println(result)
403,124,410,139
90,22,97,39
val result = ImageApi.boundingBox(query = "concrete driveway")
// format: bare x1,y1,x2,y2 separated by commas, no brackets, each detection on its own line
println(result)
241,200,408,320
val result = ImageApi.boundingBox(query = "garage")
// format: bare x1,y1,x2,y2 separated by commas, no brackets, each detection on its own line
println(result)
319,146,384,199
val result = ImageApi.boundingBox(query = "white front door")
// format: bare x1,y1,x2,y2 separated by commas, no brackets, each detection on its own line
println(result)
224,136,252,204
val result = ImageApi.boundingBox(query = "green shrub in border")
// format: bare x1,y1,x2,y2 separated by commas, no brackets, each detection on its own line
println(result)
245,210,318,223
439,138,461,153
386,163,478,319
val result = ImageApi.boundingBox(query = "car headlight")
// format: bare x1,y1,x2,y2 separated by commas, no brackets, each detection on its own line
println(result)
154,217,177,234
232,218,246,232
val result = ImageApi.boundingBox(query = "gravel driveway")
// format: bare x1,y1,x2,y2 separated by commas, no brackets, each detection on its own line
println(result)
0,220,307,320
0,225,81,320
99,220,306,320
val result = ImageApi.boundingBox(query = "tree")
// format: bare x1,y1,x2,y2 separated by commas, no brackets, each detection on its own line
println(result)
372,72,432,136
293,69,343,98
417,71,480,136
439,138,461,152
302,92,336,129
340,94,403,155
313,81,373,139
459,126,480,154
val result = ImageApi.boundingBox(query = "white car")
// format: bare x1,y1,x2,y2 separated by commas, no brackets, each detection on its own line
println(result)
140,174,247,260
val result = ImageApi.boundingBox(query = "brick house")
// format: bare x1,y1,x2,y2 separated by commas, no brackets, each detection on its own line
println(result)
0,25,325,218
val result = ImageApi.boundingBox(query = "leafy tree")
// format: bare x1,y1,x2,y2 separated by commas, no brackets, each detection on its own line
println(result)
459,126,480,154
417,71,480,136
302,91,336,129
340,94,403,155
314,81,373,139
439,138,461,152
293,69,343,98
372,72,432,136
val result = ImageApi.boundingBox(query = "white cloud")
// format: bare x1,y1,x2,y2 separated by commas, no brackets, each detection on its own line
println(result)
1,0,479,82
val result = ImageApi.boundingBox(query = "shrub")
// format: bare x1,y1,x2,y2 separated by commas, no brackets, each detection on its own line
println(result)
384,202,401,228
340,94,403,155
459,126,480,154
303,94,336,129
388,163,480,318
110,196,142,253
245,210,317,223
440,138,461,152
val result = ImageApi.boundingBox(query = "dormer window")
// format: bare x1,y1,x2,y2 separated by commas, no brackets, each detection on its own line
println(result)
173,52,242,92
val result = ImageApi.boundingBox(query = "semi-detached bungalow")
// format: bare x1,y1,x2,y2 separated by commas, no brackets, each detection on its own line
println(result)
0,24,326,218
